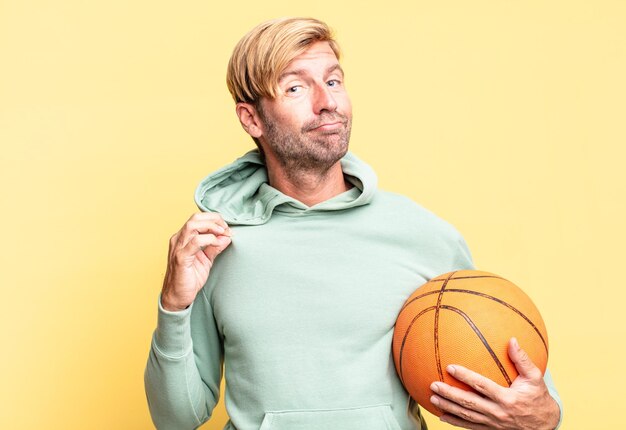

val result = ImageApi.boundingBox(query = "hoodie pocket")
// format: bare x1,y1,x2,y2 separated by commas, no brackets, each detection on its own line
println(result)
258,404,402,430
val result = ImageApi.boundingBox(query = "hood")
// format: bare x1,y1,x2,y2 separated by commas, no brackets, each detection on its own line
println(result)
194,149,378,225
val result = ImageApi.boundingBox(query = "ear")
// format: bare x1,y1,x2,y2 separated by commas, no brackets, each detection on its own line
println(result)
236,102,263,139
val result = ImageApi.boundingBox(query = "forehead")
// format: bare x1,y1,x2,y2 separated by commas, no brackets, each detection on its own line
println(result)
280,41,341,77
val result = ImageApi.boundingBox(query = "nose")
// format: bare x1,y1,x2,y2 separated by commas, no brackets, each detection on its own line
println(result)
312,82,337,114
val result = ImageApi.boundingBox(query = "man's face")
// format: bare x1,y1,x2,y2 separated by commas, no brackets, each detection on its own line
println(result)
257,41,352,172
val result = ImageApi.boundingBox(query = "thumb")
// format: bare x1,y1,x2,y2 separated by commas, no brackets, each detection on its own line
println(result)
509,337,542,381
203,235,232,261
215,235,232,253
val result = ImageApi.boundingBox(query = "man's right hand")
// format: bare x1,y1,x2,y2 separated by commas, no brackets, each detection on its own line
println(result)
160,212,232,312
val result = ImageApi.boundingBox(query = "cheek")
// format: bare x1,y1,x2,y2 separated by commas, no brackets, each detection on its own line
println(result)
280,105,313,127
265,105,298,128
338,93,352,115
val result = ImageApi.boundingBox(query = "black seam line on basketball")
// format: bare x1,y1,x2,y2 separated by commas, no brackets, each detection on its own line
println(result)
398,306,437,386
439,304,513,385
434,271,456,382
399,287,548,357
399,276,505,313
443,289,549,354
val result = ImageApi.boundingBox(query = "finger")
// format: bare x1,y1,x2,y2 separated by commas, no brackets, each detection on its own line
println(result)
176,212,230,247
178,220,231,249
431,381,495,417
186,219,230,236
445,365,505,400
194,246,210,265
187,211,230,229
198,212,230,232
202,235,232,260
182,212,230,234
508,338,543,380
429,393,488,427
169,232,181,256
176,233,220,262
439,413,491,430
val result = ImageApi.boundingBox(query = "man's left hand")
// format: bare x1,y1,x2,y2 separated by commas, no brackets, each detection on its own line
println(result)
429,338,560,430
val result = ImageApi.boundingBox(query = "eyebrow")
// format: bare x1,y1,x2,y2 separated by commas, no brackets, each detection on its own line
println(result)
279,63,344,82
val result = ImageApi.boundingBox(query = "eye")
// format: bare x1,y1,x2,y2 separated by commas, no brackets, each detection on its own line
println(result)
327,79,341,87
286,85,302,94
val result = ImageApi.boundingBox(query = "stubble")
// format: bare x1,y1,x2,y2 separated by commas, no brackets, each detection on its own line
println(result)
261,110,352,181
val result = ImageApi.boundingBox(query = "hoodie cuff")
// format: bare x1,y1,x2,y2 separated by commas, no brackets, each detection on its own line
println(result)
153,294,193,359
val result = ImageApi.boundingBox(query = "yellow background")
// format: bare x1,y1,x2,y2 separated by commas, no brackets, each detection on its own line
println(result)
1,0,624,429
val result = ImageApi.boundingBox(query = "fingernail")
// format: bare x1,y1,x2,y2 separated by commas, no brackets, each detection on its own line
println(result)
512,337,520,350
430,395,439,406
447,365,456,375
430,382,440,393
216,226,225,233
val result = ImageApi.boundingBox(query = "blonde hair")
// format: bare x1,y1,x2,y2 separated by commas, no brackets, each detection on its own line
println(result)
226,17,341,104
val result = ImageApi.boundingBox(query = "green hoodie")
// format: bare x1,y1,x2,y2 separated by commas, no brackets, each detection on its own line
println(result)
145,150,562,430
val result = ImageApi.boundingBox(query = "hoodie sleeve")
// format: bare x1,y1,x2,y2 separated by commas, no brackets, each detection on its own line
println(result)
450,229,475,271
144,290,223,430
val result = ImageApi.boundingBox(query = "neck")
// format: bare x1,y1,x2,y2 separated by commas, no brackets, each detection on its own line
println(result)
265,158,351,207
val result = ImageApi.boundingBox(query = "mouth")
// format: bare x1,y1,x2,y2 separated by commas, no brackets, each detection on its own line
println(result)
310,121,344,132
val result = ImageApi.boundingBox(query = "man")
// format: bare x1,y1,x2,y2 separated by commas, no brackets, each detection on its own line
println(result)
145,17,562,430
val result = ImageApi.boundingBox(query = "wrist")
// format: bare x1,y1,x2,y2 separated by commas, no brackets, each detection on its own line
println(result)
160,293,190,312
541,394,561,430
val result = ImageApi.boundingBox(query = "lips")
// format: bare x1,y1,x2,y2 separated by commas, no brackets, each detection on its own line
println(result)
309,121,344,131
303,113,349,132
312,122,343,131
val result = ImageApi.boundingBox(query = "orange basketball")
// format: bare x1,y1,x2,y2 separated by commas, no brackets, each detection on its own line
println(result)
392,270,549,416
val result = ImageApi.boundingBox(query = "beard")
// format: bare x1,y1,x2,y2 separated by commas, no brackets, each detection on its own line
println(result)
260,109,352,177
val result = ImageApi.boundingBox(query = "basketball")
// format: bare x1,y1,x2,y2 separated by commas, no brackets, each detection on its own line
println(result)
392,270,549,416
